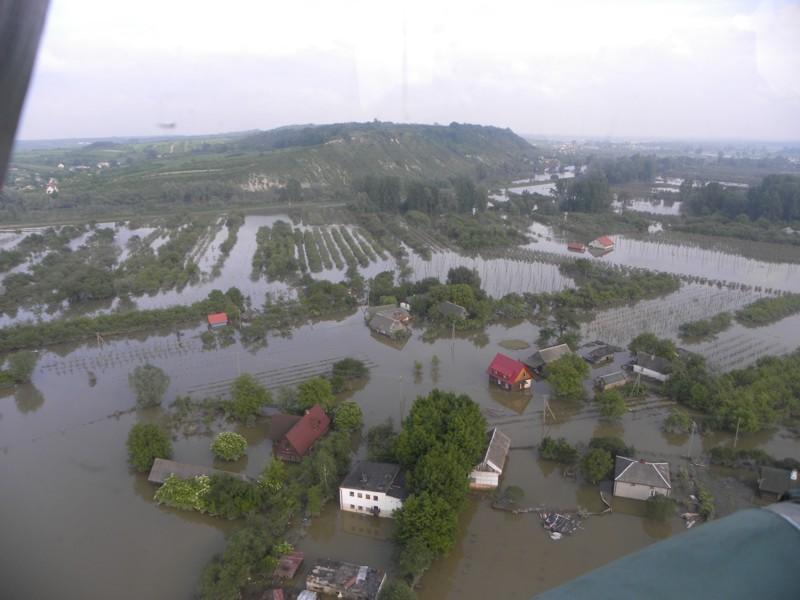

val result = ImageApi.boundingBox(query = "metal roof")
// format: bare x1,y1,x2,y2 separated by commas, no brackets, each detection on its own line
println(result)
614,456,671,489
599,371,627,385
147,458,250,484
488,353,531,382
759,467,800,495
284,405,330,457
476,428,511,473
341,461,408,499
635,352,673,374
524,344,571,369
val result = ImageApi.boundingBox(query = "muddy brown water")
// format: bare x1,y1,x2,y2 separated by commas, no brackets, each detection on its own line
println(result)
2,306,798,599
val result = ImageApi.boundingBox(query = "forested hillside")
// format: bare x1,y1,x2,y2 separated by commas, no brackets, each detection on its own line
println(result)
2,122,537,221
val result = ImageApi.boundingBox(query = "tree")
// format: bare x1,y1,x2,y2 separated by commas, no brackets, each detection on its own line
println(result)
297,377,335,411
596,389,627,418
395,492,458,557
229,374,271,422
544,354,589,401
211,432,248,461
663,408,693,434
581,448,614,484
538,436,578,464
410,444,470,508
367,421,398,462
128,363,170,408
629,333,676,360
5,350,38,383
446,266,481,290
334,401,363,432
126,423,172,472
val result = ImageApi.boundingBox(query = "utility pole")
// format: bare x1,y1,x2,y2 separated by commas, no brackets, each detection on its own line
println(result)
687,420,697,462
733,418,741,448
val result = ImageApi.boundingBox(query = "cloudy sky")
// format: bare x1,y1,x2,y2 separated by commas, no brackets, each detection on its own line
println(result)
17,0,800,141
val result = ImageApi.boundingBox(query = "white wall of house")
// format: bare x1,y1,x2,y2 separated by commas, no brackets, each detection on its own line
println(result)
613,481,670,501
632,365,669,383
339,487,403,518
469,469,500,490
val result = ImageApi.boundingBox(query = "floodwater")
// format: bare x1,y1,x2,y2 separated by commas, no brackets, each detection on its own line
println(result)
2,298,798,599
612,198,683,216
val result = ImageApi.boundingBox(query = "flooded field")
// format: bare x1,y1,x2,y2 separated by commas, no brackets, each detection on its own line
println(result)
2,296,797,599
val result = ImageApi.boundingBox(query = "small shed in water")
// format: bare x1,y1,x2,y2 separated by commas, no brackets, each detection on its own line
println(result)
305,559,386,600
632,353,673,383
613,456,671,500
487,353,533,391
438,300,468,320
524,343,572,375
758,467,800,501
366,305,411,339
469,428,511,490
596,370,627,391
585,344,617,365
147,458,250,485
589,235,615,251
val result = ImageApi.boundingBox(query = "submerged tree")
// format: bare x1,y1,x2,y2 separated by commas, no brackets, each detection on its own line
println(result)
128,363,170,408
126,423,172,472
229,374,271,422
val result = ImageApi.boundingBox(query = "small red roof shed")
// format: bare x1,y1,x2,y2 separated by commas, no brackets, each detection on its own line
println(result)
207,312,228,327
487,353,532,385
590,235,615,249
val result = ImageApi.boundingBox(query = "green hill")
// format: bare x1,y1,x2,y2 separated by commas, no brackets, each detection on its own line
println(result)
4,121,537,221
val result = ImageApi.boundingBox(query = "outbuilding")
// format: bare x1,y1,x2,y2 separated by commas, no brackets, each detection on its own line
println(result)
589,235,615,251
758,467,800,501
207,312,228,328
632,353,673,383
523,343,572,375
613,456,671,500
438,300,468,320
274,404,330,462
469,428,511,490
596,370,627,391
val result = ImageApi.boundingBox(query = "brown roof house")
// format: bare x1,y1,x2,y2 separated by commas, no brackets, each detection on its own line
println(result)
273,404,330,462
469,428,511,490
613,456,671,501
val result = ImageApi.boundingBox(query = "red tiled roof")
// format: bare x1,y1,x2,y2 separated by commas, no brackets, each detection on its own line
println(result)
593,235,614,247
487,353,529,383
285,404,330,457
207,312,228,325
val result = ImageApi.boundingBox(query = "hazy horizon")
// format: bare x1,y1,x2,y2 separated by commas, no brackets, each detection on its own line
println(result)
17,0,800,142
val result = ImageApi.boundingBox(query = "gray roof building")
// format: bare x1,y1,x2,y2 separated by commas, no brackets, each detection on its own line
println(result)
635,352,673,374
306,559,386,600
597,371,627,388
340,461,408,500
524,343,572,371
438,300,468,319
475,428,511,474
759,466,800,497
614,456,671,489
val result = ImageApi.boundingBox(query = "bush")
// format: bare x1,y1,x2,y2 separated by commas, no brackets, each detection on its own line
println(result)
544,354,590,401
334,401,363,432
663,408,693,434
126,423,172,472
697,484,715,520
5,350,38,383
596,389,627,418
581,448,614,484
538,436,578,464
645,495,676,521
588,437,634,460
297,377,335,411
211,432,248,461
129,363,170,408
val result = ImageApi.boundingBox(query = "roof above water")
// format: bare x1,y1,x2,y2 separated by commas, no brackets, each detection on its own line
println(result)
524,343,571,369
284,404,330,457
341,461,408,499
614,456,671,489
488,352,530,382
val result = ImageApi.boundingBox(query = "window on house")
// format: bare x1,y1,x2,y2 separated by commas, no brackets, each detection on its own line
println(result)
349,491,354,497
373,495,378,500
357,493,362,498
350,504,355,509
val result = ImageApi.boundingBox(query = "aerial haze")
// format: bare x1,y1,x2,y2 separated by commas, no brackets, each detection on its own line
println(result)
17,0,800,141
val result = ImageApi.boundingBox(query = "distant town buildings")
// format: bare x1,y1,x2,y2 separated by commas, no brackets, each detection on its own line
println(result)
339,461,407,518
45,178,58,194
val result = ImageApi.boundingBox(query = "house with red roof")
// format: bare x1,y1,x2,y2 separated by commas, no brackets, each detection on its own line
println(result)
487,353,533,391
207,312,228,328
589,235,615,251
274,404,331,462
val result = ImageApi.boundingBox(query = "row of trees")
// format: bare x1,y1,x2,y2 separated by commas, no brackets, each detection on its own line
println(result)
352,174,488,216
683,175,800,222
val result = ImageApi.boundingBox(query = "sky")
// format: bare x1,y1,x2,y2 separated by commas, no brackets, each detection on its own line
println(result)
16,0,800,141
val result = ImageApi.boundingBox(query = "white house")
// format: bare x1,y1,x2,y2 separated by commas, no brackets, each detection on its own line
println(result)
632,353,673,383
469,428,511,490
339,461,407,518
613,456,671,500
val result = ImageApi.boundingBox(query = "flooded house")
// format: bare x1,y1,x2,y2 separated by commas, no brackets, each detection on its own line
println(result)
631,353,673,383
613,456,672,500
487,353,533,391
469,428,511,490
588,235,615,251
758,467,800,501
339,461,407,518
366,305,411,339
438,300,468,320
274,550,304,579
273,404,330,462
523,343,572,375
584,344,617,365
207,312,228,328
567,242,586,253
595,370,627,391
305,559,386,600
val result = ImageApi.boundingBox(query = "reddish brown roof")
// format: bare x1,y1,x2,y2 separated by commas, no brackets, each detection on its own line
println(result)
268,413,302,441
274,550,305,579
593,235,614,247
487,353,531,384
207,312,228,326
285,404,330,457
